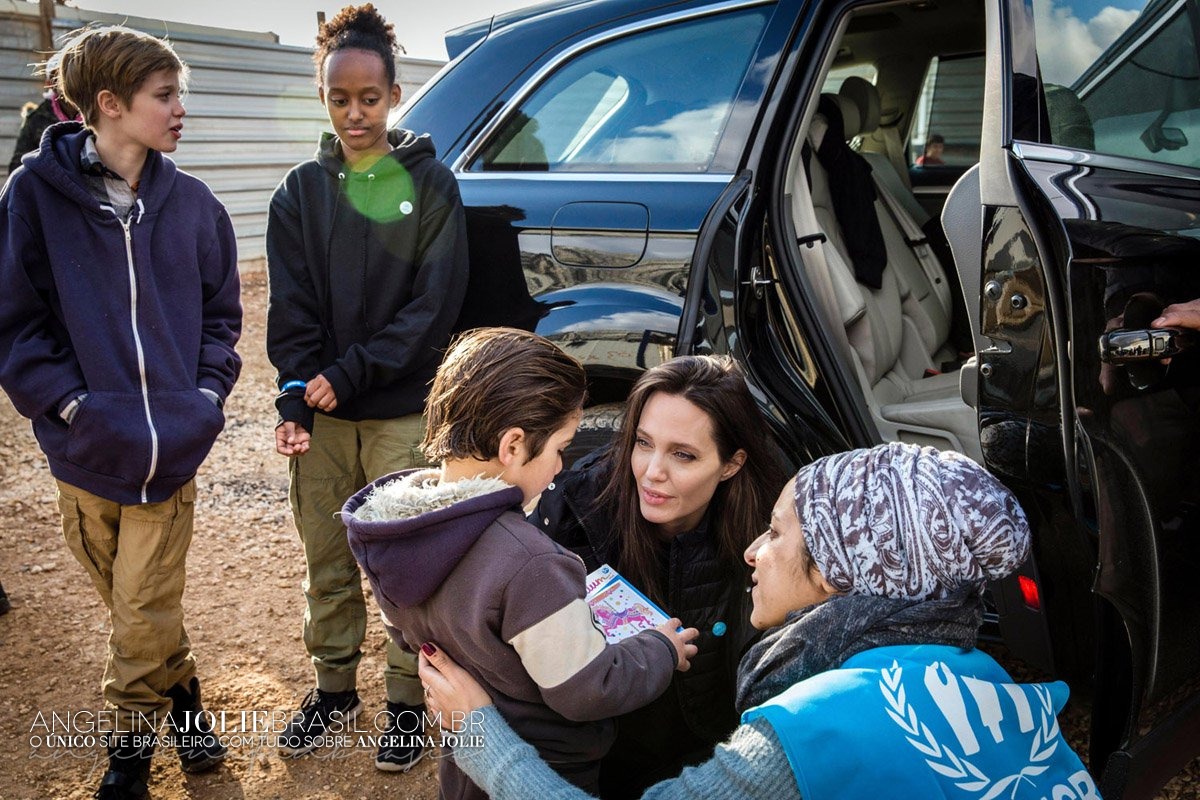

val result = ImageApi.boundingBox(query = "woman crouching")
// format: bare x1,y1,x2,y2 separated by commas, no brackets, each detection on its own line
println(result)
419,442,1101,800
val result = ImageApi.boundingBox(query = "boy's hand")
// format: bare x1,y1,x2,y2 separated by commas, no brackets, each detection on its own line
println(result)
656,618,699,672
275,421,311,456
305,374,338,411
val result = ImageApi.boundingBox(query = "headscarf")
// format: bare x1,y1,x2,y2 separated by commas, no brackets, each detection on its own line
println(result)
796,442,1030,601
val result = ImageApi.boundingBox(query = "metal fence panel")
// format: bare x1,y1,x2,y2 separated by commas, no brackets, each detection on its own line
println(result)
0,1,443,262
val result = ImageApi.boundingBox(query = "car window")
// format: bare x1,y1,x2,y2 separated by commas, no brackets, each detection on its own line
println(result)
473,7,770,173
1033,0,1200,168
908,54,985,168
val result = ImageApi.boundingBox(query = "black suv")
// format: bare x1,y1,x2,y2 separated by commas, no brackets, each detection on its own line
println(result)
398,0,1200,796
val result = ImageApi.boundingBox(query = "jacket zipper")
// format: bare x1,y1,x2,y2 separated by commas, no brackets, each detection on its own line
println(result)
116,204,158,502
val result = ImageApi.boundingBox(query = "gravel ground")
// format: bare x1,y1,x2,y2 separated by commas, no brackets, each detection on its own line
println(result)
0,270,1195,798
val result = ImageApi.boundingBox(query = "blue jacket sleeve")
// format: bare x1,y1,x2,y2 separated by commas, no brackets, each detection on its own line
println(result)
0,201,86,420
195,205,242,400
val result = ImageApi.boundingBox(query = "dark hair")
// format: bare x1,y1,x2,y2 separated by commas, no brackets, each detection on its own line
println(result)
926,133,945,146
423,328,587,463
598,356,785,605
55,25,187,127
314,4,398,86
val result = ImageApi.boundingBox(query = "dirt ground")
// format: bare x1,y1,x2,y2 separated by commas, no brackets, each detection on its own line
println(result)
0,271,1196,799
0,271,439,799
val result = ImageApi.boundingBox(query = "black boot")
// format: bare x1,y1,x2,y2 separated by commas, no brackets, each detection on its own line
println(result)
94,733,152,799
165,677,227,773
0,580,10,615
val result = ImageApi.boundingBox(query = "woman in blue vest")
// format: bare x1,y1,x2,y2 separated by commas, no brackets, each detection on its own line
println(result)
418,442,1101,800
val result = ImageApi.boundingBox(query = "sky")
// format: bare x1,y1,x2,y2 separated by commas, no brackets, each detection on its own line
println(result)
1034,0,1145,86
57,0,1151,80
61,0,539,61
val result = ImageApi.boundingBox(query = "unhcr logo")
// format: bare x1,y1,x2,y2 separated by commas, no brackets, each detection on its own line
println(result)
879,661,1100,799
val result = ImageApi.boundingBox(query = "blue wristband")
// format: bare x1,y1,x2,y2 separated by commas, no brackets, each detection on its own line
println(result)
280,380,306,392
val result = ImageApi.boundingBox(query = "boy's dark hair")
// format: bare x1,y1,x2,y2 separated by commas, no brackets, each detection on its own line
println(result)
927,133,946,146
314,4,399,86
55,25,187,128
423,328,586,463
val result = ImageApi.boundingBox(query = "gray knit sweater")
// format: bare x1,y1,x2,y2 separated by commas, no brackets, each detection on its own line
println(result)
452,705,801,800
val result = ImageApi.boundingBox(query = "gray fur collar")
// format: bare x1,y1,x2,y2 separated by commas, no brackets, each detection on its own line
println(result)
352,469,514,522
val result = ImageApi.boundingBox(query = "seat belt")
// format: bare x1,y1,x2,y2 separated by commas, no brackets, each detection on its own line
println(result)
790,135,861,377
871,171,953,319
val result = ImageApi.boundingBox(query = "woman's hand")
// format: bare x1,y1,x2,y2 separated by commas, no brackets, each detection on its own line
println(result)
656,618,700,672
418,642,494,731
1153,298,1200,331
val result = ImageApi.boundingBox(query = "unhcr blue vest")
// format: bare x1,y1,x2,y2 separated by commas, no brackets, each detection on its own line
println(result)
742,644,1101,800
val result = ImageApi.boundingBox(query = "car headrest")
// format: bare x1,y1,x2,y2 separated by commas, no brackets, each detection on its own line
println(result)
838,76,881,136
812,92,861,145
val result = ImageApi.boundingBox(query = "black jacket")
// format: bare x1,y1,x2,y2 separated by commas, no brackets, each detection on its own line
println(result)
266,129,467,426
533,452,757,793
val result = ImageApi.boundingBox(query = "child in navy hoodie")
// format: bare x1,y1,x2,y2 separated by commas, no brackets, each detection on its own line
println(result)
343,328,699,800
0,25,241,800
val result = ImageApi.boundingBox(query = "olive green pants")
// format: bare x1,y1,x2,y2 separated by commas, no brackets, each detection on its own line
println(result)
57,478,197,732
288,413,426,705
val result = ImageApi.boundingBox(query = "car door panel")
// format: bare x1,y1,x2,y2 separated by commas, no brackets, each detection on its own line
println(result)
994,0,1200,791
454,175,727,382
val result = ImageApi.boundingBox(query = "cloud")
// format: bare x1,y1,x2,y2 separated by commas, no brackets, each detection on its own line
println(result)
1035,0,1142,86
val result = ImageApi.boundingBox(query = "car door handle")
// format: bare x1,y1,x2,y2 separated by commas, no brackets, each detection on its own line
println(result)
1098,327,1195,363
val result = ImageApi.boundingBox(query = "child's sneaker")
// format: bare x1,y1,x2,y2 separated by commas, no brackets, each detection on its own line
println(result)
278,688,362,758
374,701,427,772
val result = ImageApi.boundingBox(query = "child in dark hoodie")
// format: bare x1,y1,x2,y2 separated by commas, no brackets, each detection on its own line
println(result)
0,25,240,800
343,328,699,800
265,3,468,772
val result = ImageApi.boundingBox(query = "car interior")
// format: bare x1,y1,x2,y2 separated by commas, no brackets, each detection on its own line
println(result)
784,0,989,461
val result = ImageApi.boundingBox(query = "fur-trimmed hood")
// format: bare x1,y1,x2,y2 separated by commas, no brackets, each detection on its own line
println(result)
342,468,524,607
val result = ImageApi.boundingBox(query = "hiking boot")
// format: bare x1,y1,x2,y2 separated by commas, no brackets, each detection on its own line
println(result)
278,688,362,758
94,733,152,799
165,677,227,773
374,701,427,772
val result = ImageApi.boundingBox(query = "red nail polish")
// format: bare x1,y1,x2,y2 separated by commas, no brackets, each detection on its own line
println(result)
421,642,436,656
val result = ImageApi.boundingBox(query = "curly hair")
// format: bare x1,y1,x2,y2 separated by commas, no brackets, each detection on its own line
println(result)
314,4,398,86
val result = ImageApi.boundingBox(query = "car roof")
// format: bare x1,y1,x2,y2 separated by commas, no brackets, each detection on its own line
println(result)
445,0,710,58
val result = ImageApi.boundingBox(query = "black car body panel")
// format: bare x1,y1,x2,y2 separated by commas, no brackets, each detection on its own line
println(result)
396,0,1200,793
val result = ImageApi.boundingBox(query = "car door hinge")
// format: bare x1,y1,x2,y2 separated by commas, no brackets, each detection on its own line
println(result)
741,264,778,299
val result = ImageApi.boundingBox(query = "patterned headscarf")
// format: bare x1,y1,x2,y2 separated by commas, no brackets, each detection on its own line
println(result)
796,443,1030,600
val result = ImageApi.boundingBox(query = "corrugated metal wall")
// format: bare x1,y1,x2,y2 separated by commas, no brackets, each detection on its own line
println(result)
0,1,443,261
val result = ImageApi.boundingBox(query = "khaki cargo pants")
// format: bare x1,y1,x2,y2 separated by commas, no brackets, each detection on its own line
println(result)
289,412,426,706
57,478,197,732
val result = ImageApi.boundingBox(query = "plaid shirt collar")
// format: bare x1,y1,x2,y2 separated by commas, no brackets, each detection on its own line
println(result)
80,134,129,184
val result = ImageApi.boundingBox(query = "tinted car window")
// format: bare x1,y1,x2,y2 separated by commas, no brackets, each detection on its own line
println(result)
1034,0,1200,167
474,7,770,173
908,54,985,167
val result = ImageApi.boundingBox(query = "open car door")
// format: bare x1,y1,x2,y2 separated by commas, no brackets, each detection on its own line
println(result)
984,0,1200,795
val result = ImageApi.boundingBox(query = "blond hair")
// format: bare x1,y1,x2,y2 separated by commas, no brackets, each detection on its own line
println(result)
55,25,188,127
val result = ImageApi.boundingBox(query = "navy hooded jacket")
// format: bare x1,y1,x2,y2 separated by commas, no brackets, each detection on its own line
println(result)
0,123,242,505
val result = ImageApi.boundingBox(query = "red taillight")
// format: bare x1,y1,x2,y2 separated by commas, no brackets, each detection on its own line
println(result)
1018,575,1041,611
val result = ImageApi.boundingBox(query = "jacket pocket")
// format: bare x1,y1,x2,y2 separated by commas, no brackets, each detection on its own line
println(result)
150,389,226,481
63,391,152,483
